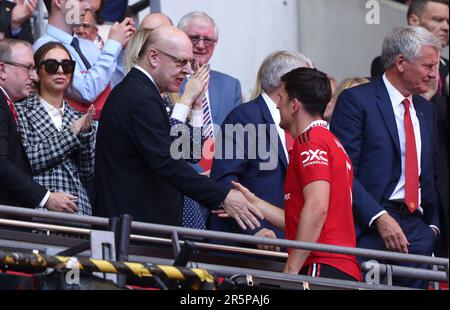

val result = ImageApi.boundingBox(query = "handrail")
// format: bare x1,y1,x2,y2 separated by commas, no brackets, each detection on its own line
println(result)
0,204,448,268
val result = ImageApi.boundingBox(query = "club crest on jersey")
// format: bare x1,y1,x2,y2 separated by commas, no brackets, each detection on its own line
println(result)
301,149,328,167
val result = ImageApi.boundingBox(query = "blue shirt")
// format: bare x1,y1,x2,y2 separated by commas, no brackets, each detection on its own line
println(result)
33,25,126,104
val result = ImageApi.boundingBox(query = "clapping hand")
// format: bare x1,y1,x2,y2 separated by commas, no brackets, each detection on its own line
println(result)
11,0,37,32
70,105,95,135
179,64,210,109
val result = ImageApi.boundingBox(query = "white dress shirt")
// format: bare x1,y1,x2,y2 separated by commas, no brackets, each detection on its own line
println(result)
40,97,65,131
261,92,289,162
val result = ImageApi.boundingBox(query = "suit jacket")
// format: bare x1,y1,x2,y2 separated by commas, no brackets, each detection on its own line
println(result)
181,70,242,133
209,95,287,238
0,93,46,208
94,68,229,226
15,95,95,215
0,0,34,43
330,76,440,237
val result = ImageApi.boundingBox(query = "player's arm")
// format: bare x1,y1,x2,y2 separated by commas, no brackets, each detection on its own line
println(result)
284,180,330,275
231,181,285,231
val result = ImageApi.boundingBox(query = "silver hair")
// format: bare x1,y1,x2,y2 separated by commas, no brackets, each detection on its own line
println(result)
177,11,219,39
381,26,441,70
0,39,31,63
260,50,314,93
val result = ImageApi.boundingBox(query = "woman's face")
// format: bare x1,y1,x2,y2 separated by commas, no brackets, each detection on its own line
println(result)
38,47,73,94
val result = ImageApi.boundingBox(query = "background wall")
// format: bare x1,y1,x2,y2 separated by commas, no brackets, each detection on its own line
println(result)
131,0,449,101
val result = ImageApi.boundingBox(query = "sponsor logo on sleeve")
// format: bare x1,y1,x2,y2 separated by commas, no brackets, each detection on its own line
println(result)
301,149,328,167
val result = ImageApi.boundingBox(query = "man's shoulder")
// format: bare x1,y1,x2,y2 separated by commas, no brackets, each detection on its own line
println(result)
224,97,262,122
33,35,53,52
211,70,240,84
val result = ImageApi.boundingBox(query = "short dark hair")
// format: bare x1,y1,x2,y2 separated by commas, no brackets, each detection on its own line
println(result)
43,0,52,15
407,0,449,19
281,67,331,117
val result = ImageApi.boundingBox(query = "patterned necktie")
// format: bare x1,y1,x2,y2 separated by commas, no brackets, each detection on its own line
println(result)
202,94,214,139
5,96,18,124
402,98,419,213
71,37,92,70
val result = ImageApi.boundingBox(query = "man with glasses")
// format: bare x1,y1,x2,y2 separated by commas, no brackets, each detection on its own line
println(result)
178,11,243,229
0,39,79,212
94,26,263,230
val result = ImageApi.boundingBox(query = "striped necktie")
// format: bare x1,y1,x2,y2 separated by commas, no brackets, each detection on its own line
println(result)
202,94,214,139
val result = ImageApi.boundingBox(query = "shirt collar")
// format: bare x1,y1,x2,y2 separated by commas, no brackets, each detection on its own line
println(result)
302,120,328,133
383,74,413,108
40,96,65,116
46,24,74,45
261,92,278,111
134,65,161,94
0,86,12,102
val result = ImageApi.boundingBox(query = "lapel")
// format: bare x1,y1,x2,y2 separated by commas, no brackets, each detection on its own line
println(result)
412,96,429,169
129,68,171,129
208,71,220,124
25,96,61,141
375,77,401,156
256,95,288,169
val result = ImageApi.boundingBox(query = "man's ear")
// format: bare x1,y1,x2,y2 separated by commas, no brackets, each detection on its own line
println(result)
0,63,6,81
408,14,420,26
147,49,158,68
54,0,64,11
291,98,301,114
395,54,407,73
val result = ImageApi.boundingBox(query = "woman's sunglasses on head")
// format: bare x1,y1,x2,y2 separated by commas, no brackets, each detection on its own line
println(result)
39,59,76,74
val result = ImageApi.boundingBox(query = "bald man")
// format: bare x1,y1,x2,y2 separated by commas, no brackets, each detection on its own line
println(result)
94,26,263,229
140,12,173,30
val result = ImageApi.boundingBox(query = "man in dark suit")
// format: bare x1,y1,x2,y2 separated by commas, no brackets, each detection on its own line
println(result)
0,0,35,44
0,39,77,212
331,26,441,288
372,0,449,257
209,51,313,249
94,26,263,229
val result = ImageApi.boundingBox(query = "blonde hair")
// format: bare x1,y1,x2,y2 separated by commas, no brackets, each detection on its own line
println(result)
125,28,153,71
335,77,370,101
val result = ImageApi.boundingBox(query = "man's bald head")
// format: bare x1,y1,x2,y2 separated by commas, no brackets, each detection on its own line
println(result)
140,13,173,30
137,26,194,93
139,25,192,63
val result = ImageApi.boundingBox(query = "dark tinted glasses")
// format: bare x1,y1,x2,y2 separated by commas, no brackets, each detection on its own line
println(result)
39,59,76,74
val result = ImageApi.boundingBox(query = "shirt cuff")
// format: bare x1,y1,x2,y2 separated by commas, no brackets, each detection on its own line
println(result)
39,191,51,208
171,104,190,123
103,39,122,57
369,210,387,227
429,225,440,236
190,110,203,127
10,26,22,37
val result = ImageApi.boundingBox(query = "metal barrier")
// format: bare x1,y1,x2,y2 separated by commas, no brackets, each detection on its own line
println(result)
0,204,448,290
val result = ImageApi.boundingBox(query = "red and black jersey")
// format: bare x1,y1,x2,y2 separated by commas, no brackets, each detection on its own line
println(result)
284,125,361,281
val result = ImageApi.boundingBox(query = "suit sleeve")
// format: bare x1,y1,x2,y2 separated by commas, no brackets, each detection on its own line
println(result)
210,111,250,190
130,96,228,209
0,103,46,208
330,90,386,228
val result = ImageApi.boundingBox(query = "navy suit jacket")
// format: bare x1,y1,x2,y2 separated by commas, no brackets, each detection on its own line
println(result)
209,95,287,238
330,77,440,238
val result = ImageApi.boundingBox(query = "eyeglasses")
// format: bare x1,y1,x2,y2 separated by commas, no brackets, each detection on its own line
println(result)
2,60,36,75
39,59,76,74
154,48,195,69
188,35,217,47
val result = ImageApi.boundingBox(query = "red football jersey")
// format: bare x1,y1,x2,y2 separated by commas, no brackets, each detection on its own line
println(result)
284,125,361,281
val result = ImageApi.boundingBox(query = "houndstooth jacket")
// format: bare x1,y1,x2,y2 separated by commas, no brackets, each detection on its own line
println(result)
15,95,95,215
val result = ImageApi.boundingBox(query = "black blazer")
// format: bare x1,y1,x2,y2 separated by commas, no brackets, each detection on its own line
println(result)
0,1,34,43
94,68,229,226
0,94,46,208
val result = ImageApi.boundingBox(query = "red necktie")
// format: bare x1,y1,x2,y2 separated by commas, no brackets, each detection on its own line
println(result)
284,129,295,154
402,99,419,213
5,96,18,124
